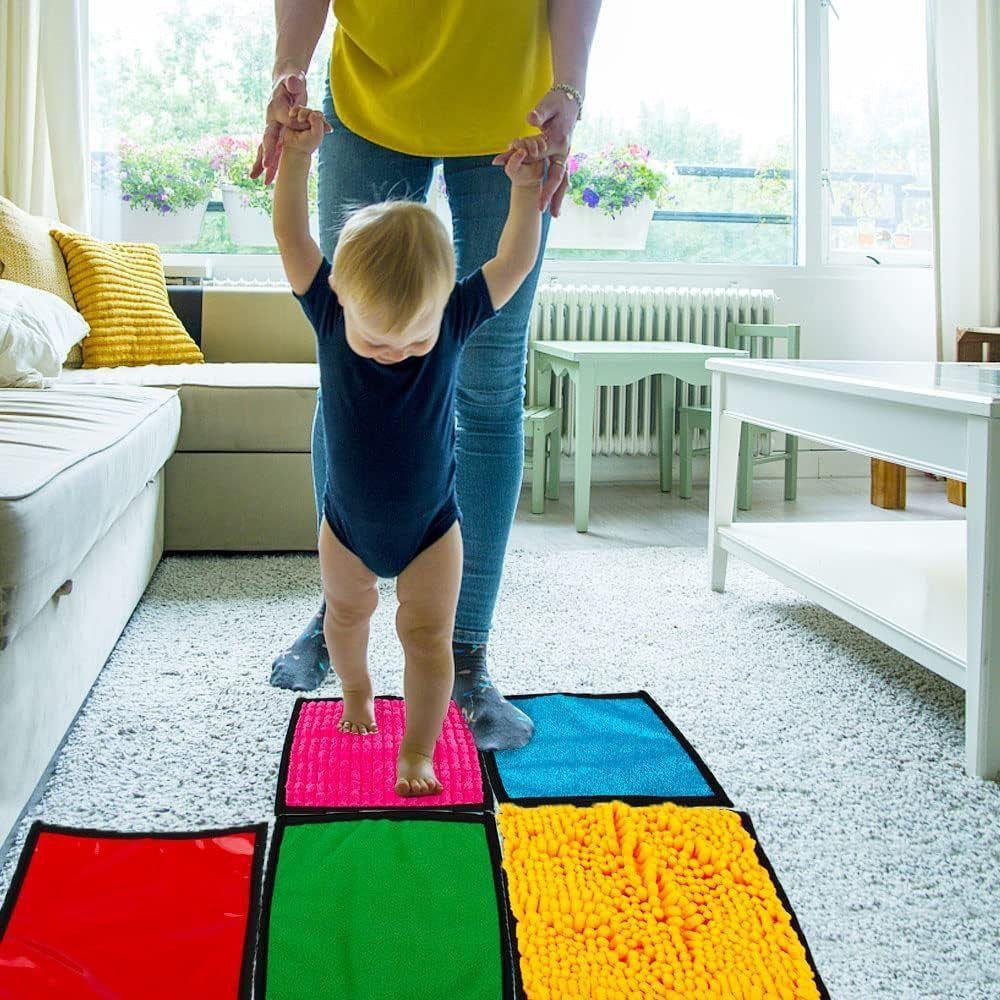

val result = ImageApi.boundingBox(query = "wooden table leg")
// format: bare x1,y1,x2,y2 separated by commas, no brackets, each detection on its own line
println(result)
965,418,1000,779
657,374,675,493
870,458,906,509
947,479,967,506
573,368,596,533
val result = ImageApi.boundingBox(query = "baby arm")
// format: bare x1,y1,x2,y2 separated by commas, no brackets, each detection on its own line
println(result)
482,137,546,311
272,106,331,294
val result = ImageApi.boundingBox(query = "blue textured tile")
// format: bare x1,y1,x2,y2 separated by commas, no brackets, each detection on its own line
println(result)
489,693,724,804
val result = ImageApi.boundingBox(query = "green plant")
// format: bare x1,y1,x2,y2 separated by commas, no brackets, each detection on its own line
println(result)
212,136,272,214
566,145,672,219
118,141,214,214
212,135,317,216
753,158,791,206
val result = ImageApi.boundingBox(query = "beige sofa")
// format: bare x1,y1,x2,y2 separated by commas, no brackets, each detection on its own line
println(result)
0,286,321,848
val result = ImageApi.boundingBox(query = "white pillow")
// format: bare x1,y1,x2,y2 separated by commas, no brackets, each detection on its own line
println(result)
0,279,89,387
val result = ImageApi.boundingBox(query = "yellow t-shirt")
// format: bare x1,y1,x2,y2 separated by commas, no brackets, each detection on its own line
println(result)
329,1,552,157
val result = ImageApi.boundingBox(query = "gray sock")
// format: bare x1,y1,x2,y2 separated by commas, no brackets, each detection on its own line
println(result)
270,603,330,691
452,642,534,752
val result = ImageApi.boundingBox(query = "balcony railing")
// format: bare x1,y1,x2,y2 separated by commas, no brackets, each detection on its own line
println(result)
649,164,928,233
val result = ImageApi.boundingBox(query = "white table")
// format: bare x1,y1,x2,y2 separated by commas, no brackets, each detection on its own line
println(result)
531,340,745,532
706,360,1000,779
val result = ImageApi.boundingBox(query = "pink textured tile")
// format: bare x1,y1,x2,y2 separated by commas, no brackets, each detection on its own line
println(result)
277,698,487,812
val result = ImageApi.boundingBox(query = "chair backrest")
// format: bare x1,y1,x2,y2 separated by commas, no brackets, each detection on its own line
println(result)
726,322,801,360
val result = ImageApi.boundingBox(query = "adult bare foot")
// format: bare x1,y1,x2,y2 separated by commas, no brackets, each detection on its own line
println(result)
395,747,442,797
338,682,377,734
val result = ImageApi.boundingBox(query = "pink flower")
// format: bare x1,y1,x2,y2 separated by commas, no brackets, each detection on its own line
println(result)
567,154,581,175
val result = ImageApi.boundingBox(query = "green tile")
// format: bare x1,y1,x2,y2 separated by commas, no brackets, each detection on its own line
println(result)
260,815,510,1000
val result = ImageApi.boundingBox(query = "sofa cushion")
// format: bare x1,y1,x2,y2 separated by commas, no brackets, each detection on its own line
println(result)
61,362,318,452
0,384,180,649
0,280,90,387
0,197,84,368
50,231,204,369
0,197,76,309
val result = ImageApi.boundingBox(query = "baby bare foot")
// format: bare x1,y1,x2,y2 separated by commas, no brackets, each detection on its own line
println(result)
395,747,442,797
338,684,377,734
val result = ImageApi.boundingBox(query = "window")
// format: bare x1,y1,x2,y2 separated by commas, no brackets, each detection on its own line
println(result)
548,0,797,266
87,0,931,271
89,0,332,257
824,0,932,263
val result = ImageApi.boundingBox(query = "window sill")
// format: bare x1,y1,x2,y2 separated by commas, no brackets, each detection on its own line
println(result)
163,251,933,288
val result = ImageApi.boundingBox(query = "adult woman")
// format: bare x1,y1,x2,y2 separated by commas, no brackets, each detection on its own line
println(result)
257,1,600,751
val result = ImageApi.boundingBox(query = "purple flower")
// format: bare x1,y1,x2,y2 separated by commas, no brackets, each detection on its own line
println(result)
160,203,171,214
622,195,632,208
122,193,131,202
582,186,600,208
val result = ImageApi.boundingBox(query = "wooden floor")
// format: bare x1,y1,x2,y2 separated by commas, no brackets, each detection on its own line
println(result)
511,475,964,552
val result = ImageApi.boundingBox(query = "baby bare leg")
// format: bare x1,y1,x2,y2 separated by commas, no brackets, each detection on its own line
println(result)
394,522,463,796
318,518,379,734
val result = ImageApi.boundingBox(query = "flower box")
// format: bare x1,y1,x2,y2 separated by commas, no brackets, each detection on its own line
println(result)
118,201,208,245
221,185,275,246
550,144,670,252
547,198,655,251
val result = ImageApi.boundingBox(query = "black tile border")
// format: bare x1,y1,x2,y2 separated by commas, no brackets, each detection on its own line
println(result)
0,820,268,1000
274,696,493,816
739,811,831,1000
255,811,516,1000
498,806,828,1000
482,691,732,808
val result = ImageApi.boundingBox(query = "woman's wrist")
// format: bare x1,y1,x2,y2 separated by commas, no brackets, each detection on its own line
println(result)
550,83,584,121
272,58,307,85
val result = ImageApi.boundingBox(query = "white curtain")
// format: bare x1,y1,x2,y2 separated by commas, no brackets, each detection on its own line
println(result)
0,0,89,230
926,0,1000,360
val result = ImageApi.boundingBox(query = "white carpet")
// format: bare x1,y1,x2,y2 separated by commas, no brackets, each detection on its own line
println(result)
2,548,998,999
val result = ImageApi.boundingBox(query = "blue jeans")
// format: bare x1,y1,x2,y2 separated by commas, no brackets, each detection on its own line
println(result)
315,87,550,644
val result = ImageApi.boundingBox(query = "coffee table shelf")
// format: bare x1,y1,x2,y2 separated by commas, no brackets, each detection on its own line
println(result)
718,520,966,686
707,360,999,778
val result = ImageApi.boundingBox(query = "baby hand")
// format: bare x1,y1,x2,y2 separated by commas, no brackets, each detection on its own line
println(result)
281,107,332,156
493,135,546,188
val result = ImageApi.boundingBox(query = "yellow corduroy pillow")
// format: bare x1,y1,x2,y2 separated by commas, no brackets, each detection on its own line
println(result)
50,230,203,368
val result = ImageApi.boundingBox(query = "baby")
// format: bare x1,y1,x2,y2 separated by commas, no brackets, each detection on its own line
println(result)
273,106,544,796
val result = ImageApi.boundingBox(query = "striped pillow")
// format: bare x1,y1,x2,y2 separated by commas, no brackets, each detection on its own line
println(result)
50,230,203,368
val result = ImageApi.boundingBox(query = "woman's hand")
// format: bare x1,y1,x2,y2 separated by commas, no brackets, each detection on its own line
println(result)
495,88,580,215
250,68,311,185
527,88,579,214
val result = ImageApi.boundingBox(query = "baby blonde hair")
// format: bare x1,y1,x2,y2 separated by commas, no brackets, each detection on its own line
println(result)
332,201,455,332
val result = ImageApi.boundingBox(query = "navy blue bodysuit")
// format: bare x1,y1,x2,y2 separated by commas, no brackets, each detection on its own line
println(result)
295,258,496,577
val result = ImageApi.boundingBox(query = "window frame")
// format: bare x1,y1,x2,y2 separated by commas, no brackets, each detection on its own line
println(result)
153,0,931,281
817,0,932,269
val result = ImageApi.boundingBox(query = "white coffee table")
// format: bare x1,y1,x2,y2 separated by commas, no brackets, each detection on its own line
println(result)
705,360,1000,779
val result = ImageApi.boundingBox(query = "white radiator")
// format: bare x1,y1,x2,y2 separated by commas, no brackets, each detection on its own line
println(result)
528,284,775,456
